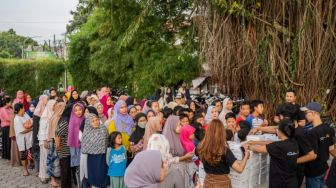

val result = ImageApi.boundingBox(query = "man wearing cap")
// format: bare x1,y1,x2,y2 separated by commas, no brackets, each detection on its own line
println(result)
301,102,336,188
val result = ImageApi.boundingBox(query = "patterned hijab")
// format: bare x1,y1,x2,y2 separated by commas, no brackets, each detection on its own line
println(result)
81,113,108,154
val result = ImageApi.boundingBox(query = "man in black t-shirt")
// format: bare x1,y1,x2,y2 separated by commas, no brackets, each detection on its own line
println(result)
274,89,306,126
301,102,336,188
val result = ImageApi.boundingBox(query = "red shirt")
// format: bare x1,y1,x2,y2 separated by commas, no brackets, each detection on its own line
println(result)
236,116,246,125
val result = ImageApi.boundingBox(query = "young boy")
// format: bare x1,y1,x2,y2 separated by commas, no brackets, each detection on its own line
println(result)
179,113,190,126
225,112,236,133
236,101,250,124
246,99,268,129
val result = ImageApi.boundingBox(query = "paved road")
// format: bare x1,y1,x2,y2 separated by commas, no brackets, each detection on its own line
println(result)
0,159,49,188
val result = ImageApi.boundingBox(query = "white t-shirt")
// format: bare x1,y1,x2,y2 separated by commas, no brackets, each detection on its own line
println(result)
14,114,33,151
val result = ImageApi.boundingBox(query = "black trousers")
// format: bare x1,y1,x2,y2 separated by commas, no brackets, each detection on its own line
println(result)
60,156,72,188
31,115,40,161
1,126,11,160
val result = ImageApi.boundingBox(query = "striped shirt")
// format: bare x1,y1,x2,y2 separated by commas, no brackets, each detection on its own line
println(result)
55,119,70,158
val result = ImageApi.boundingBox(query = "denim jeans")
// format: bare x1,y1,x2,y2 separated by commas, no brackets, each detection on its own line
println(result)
306,173,325,188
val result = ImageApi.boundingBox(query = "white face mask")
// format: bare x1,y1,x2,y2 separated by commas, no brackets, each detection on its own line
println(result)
138,122,147,128
29,107,35,112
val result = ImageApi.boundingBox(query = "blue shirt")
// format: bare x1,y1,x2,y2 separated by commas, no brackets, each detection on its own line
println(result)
246,114,264,128
107,146,127,177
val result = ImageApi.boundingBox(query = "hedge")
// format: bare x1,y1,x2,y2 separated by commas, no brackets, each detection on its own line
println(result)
0,58,65,97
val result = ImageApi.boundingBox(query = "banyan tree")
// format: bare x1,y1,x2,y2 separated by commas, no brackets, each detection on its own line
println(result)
193,0,336,120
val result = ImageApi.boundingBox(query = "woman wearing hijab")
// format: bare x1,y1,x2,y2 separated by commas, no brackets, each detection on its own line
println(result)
218,98,233,126
143,117,162,150
162,115,192,188
204,105,219,126
81,113,109,187
100,95,114,118
95,102,107,124
108,100,134,152
47,101,66,187
104,108,114,129
147,134,193,188
13,90,25,104
38,99,57,183
125,96,135,107
68,90,80,105
55,104,72,188
68,102,85,184
25,101,37,118
32,95,49,172
124,150,166,188
129,113,147,156
79,106,98,188
128,105,137,120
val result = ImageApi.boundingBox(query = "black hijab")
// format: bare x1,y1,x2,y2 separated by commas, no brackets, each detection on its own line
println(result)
129,113,147,144
68,90,80,104
126,96,134,107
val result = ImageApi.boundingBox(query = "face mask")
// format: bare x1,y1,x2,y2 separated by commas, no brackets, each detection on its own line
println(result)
29,107,35,112
138,122,146,128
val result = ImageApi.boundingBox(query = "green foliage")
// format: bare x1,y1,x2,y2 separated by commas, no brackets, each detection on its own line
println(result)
67,0,198,97
0,29,38,58
214,0,260,18
0,58,65,97
66,0,97,34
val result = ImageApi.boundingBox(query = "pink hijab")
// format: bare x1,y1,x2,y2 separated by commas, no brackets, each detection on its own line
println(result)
68,103,85,148
100,95,113,118
179,125,195,153
13,90,24,104
33,95,49,117
99,87,108,99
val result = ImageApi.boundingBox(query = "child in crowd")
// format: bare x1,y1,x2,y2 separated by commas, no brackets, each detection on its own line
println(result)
225,112,236,133
13,103,33,176
179,113,190,126
180,125,198,188
107,131,127,188
236,101,250,124
246,99,268,129
234,120,251,143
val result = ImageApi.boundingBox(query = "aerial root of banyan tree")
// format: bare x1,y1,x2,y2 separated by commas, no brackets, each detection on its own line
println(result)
193,0,336,121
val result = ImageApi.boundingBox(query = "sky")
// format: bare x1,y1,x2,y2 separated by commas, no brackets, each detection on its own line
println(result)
0,0,78,43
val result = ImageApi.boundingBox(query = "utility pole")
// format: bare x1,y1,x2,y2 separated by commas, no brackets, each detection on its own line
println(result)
53,34,57,57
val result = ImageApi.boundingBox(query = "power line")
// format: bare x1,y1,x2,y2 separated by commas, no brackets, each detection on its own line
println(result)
0,21,68,24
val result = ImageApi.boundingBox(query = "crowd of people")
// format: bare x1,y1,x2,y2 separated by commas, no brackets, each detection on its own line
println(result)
0,86,335,188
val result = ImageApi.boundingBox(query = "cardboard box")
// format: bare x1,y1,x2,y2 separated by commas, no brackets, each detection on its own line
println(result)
264,134,279,141
247,135,265,141
231,178,249,188
258,172,268,185
249,173,259,188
